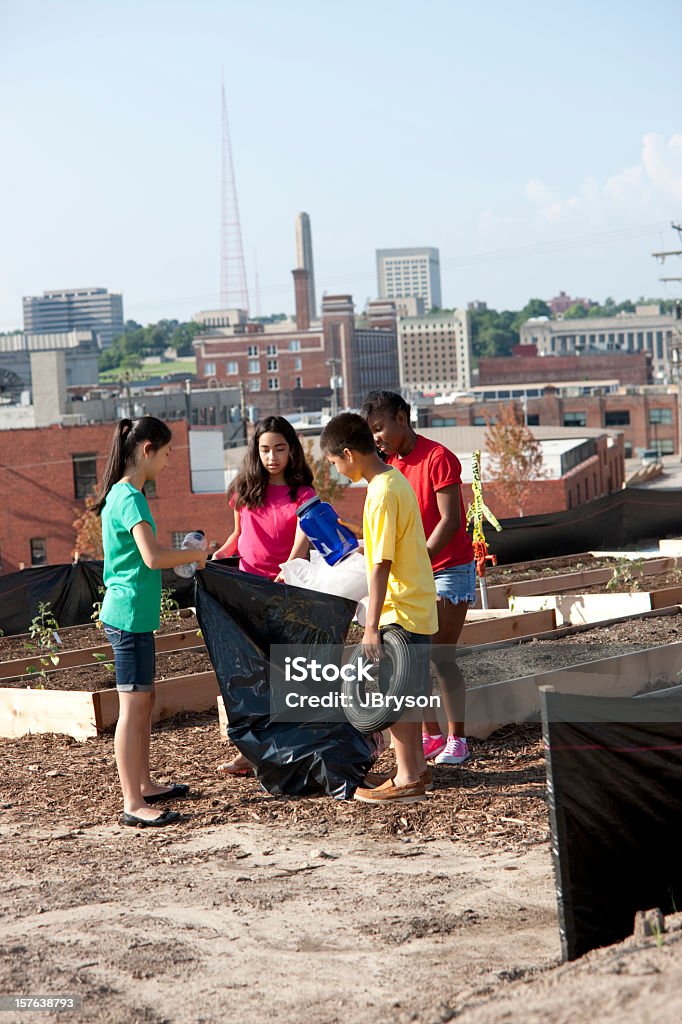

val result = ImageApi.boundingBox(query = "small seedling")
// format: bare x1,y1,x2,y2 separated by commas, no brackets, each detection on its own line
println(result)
606,557,645,593
91,586,106,630
160,587,180,623
24,602,62,687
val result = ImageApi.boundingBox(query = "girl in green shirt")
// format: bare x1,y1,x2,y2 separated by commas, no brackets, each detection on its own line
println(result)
93,417,207,828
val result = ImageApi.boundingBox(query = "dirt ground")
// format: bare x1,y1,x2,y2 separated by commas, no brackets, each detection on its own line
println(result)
2,715,681,1024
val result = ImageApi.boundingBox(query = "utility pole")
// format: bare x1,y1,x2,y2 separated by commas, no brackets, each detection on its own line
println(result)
326,358,340,417
652,221,682,456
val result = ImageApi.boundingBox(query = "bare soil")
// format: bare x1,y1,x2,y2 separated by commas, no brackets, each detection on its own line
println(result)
1,647,213,691
2,715,680,1024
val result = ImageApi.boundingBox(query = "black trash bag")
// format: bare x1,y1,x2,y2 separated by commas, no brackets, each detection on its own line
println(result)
541,687,682,962
195,562,375,799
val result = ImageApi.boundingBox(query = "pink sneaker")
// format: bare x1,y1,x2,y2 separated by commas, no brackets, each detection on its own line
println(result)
422,733,446,760
434,736,471,765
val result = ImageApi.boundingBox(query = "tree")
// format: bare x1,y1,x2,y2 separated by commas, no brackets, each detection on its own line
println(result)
484,403,547,517
303,438,344,503
73,494,103,560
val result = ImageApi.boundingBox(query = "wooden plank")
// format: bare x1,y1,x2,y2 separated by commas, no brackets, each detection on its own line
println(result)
93,670,219,732
477,556,680,610
0,632,206,682
466,641,682,740
0,687,98,740
511,593,652,626
460,609,556,645
650,585,682,609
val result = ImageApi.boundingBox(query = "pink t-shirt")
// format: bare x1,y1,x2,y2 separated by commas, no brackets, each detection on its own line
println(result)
235,484,316,580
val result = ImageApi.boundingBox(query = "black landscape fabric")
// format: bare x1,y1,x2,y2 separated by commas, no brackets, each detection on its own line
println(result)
541,687,682,962
0,560,197,635
195,562,374,799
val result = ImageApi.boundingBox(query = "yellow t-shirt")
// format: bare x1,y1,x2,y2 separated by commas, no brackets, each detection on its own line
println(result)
363,467,438,635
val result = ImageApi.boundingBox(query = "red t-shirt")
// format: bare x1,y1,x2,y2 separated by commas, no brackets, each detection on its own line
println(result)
388,435,474,572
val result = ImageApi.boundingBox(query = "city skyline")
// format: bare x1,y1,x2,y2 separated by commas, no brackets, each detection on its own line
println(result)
1,0,681,332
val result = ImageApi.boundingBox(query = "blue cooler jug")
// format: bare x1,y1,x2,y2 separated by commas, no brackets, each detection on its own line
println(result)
295,496,358,566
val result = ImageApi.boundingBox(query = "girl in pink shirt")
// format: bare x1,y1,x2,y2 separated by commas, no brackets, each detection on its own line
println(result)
213,415,315,578
214,416,315,776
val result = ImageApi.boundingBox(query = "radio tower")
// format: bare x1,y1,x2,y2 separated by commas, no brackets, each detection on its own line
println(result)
221,86,249,313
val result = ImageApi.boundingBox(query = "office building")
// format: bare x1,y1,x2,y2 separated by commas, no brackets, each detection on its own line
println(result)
376,247,441,311
397,310,472,396
520,306,675,381
23,287,124,350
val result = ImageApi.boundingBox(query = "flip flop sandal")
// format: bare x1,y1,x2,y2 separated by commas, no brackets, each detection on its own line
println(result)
121,808,180,828
145,783,190,804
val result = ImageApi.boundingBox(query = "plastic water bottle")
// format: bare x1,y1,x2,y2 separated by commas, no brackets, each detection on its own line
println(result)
295,497,358,566
173,530,207,578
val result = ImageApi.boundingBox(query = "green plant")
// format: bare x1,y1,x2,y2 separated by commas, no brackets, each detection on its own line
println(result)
159,587,180,623
605,557,645,593
92,650,115,673
24,602,61,688
91,585,106,629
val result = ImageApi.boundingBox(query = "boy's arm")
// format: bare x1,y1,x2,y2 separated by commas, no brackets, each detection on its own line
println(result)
426,484,462,561
363,559,392,661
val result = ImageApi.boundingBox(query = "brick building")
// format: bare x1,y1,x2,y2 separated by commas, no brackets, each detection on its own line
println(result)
478,350,652,387
193,271,400,414
423,386,679,459
0,420,232,575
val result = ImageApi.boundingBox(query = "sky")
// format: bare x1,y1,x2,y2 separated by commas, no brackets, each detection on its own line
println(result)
1,0,681,332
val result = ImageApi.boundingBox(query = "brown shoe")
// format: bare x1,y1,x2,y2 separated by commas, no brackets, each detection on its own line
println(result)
354,777,427,804
362,766,433,792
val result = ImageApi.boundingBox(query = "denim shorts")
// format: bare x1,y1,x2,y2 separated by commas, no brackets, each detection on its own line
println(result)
433,560,477,607
103,625,156,692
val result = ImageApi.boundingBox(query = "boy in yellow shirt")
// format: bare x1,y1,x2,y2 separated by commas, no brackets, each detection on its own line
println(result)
320,412,437,803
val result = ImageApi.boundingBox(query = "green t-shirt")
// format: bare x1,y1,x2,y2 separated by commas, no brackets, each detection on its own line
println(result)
100,482,161,632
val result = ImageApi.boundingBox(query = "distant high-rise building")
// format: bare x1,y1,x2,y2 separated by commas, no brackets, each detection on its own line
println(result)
398,310,472,395
295,212,317,321
376,247,441,311
23,287,124,350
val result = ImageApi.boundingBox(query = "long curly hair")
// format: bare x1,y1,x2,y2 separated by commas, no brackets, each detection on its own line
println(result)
229,416,313,509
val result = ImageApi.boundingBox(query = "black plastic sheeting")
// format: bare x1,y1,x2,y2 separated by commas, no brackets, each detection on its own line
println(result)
485,486,682,564
541,687,682,962
195,562,375,800
0,561,197,636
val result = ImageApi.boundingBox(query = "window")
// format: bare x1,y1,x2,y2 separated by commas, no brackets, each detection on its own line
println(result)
295,376,303,389
30,538,47,566
248,359,260,374
267,359,278,372
226,361,238,375
248,380,259,391
288,340,301,351
294,357,302,371
172,532,187,549
649,407,673,424
624,442,633,458
143,479,157,499
247,345,259,356
659,439,675,455
72,452,98,499
563,412,587,427
204,361,216,376
604,410,630,426
268,378,280,390
526,414,540,426
266,344,278,356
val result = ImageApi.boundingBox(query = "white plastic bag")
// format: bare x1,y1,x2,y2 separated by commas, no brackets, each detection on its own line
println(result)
280,551,368,603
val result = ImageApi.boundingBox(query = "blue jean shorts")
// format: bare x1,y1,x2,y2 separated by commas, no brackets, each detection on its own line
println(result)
103,625,156,692
433,560,477,607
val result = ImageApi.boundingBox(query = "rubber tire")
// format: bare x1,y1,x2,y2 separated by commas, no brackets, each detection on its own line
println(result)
341,627,417,733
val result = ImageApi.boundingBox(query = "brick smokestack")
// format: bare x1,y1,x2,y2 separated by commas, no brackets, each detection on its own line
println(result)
292,268,311,331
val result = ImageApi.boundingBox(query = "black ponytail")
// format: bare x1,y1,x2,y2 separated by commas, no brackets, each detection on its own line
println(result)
92,416,172,515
